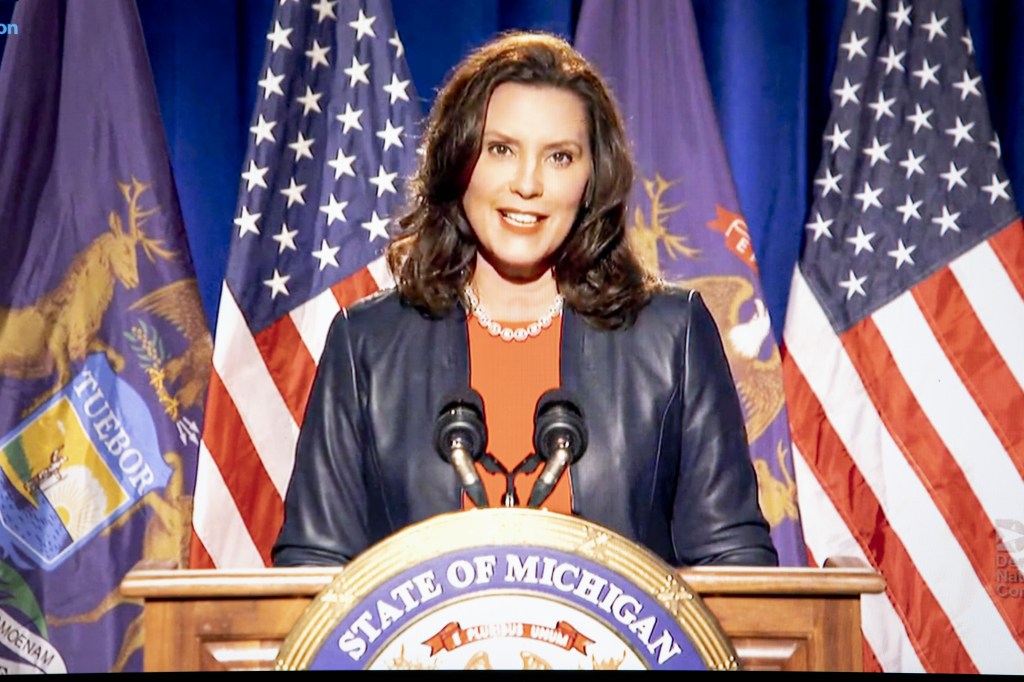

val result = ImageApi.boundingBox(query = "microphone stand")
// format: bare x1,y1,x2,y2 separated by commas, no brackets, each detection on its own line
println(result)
478,453,543,507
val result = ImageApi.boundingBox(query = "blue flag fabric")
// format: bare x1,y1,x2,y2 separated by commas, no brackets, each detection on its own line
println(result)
574,0,807,565
0,0,209,672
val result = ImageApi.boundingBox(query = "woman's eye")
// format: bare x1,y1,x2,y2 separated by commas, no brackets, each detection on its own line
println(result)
489,143,512,156
551,151,573,166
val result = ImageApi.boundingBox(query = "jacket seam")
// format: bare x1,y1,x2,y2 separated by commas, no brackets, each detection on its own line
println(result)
668,293,695,563
343,306,396,536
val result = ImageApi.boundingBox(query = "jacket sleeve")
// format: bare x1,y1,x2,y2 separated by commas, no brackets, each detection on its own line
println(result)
671,291,778,567
272,311,373,567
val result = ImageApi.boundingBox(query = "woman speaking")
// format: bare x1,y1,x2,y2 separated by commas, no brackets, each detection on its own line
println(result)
272,32,777,568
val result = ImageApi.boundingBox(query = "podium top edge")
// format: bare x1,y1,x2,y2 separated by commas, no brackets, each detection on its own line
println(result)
120,565,885,599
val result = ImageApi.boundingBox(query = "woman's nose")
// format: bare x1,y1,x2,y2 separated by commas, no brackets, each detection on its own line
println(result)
509,158,543,199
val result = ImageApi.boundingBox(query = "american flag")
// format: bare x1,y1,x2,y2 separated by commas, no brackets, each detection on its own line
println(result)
190,0,420,569
782,0,1024,673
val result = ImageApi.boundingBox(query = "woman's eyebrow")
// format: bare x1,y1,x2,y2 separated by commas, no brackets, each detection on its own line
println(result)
482,130,585,151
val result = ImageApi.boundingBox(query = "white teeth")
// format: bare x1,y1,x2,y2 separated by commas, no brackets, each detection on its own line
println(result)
502,211,539,226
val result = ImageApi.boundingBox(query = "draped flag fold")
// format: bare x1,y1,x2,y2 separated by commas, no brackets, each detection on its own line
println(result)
782,0,1024,672
0,0,208,671
190,0,421,569
575,0,807,565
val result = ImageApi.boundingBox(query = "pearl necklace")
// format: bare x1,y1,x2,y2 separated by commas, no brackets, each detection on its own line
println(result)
463,285,564,342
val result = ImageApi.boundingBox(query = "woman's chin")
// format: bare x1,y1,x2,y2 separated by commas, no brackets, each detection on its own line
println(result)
475,253,554,284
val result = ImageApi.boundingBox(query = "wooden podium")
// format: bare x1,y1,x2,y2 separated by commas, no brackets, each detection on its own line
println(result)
121,560,883,671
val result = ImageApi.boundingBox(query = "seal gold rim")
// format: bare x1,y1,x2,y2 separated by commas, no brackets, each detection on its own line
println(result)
275,508,739,670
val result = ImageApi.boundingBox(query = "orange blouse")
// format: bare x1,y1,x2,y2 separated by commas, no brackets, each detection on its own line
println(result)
465,316,573,514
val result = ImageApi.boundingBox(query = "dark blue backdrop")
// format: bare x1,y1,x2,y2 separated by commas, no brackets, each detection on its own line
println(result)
1,0,1021,339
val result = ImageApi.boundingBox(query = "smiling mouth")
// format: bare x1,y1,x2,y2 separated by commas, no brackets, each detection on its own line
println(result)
499,210,543,227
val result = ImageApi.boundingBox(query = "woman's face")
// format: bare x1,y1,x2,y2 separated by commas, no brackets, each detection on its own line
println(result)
461,82,592,282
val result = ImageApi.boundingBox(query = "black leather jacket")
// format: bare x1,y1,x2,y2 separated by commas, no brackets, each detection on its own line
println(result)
273,287,777,567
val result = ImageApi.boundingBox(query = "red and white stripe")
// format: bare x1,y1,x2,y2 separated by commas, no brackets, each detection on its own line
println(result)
782,221,1024,673
190,257,393,569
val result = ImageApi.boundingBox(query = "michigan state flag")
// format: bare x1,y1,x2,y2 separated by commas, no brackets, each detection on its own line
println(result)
575,0,807,565
0,0,209,671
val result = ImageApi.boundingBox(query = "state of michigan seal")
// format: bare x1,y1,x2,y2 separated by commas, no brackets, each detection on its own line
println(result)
277,509,738,671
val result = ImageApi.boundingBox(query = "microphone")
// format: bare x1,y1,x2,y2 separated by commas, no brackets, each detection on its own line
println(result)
434,389,489,508
528,389,588,508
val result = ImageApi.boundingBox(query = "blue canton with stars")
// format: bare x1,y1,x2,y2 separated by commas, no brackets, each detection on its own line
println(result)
226,0,421,333
802,0,1019,333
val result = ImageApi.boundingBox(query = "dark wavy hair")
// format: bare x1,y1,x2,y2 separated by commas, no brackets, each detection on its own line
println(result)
387,31,653,329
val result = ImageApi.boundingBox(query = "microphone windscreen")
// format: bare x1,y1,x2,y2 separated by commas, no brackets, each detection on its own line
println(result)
439,388,485,419
434,388,488,461
533,388,583,422
533,389,587,463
